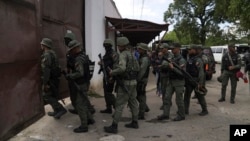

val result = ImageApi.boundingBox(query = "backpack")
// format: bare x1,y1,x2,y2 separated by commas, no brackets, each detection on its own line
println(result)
124,51,140,80
82,54,95,81
49,52,61,78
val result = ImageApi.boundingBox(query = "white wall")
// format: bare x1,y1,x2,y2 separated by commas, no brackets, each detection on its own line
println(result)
85,0,121,91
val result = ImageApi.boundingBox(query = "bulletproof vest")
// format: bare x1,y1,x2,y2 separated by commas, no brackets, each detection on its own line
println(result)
103,49,115,70
124,51,140,80
74,52,91,84
186,57,199,77
139,54,150,79
169,55,183,80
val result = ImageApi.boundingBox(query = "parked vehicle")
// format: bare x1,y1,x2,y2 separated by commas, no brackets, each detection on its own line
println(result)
210,46,228,63
236,44,250,64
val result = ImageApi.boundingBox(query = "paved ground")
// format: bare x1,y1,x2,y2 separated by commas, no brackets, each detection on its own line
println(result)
9,64,250,141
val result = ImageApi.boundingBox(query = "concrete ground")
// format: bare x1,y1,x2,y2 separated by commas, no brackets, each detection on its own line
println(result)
9,64,250,141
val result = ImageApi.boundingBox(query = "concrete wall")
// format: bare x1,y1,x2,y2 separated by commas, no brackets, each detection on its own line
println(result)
85,0,121,91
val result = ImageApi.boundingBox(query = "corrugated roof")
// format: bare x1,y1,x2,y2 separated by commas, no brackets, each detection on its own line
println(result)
105,16,169,46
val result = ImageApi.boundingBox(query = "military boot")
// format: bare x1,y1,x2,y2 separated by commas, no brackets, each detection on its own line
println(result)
73,125,88,133
138,113,145,120
47,111,57,116
87,119,95,125
125,121,139,129
104,122,118,133
68,108,78,115
54,107,67,119
100,108,112,114
199,109,208,116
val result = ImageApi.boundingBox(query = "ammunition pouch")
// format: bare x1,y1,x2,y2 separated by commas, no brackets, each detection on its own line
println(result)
124,71,138,80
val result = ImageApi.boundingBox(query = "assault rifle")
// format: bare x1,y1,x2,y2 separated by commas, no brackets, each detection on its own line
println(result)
98,53,109,85
165,58,207,95
107,67,129,93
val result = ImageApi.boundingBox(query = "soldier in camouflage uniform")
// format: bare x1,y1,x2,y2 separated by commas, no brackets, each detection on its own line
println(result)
104,37,139,133
65,40,95,133
184,45,208,116
99,39,119,114
64,30,95,115
40,38,67,119
157,43,173,109
157,43,186,121
218,43,242,104
136,43,151,120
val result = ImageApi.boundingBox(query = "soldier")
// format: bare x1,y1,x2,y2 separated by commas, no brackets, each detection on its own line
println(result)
64,30,95,114
184,45,208,116
157,42,186,121
65,40,95,133
218,43,241,104
99,39,118,114
243,49,250,91
157,43,173,109
104,37,139,133
40,38,67,119
136,43,151,120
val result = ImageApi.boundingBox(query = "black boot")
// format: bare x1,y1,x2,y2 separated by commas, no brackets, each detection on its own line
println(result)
138,113,145,120
100,108,112,114
199,110,208,116
157,115,169,120
104,122,118,133
68,109,78,115
54,107,67,119
218,98,225,102
125,121,139,129
87,119,95,125
47,111,57,116
73,125,88,133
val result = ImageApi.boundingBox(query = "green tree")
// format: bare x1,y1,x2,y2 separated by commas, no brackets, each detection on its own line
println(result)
164,0,224,45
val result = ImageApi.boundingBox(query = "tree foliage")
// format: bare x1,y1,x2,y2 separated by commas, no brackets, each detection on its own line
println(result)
164,0,225,45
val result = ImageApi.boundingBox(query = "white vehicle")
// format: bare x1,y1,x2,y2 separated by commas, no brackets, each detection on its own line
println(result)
211,46,228,63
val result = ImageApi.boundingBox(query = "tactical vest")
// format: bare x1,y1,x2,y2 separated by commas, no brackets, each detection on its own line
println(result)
186,57,199,77
74,52,91,84
124,51,140,80
66,54,75,70
169,55,183,80
103,50,115,72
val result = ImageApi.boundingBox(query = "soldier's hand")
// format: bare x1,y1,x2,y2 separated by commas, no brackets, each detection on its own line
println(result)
169,63,174,69
228,66,234,70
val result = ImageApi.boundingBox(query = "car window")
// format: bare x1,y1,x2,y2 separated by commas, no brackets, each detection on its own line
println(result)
211,48,216,53
216,48,222,53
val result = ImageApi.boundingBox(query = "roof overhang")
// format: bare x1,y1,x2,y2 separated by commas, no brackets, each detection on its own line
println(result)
105,16,169,46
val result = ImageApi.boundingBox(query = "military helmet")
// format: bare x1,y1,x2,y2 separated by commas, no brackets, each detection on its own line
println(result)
137,43,148,51
68,40,81,52
117,37,129,46
169,42,181,49
159,43,169,49
40,38,53,49
103,39,114,46
64,30,76,40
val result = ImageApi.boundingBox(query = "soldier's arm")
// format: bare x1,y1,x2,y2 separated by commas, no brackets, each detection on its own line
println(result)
41,54,52,85
171,58,185,77
233,54,242,70
111,52,126,76
137,57,149,81
68,59,84,79
197,59,205,85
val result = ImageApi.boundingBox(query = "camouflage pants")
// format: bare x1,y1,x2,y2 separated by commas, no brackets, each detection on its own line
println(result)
103,79,116,109
136,82,149,114
113,81,138,123
221,70,238,100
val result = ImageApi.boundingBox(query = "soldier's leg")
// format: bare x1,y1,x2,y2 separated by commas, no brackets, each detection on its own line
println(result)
184,84,193,115
196,92,208,116
230,73,238,103
126,84,139,128
68,81,78,114
162,84,174,117
174,85,185,120
219,71,230,101
101,81,115,113
136,83,146,119
160,78,167,109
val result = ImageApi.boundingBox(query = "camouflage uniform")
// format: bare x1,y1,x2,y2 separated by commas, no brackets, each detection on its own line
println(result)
158,43,186,121
184,45,208,116
104,37,139,133
64,31,95,115
100,39,119,113
158,43,173,107
41,38,66,119
219,44,241,104
136,43,151,119
66,40,94,133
